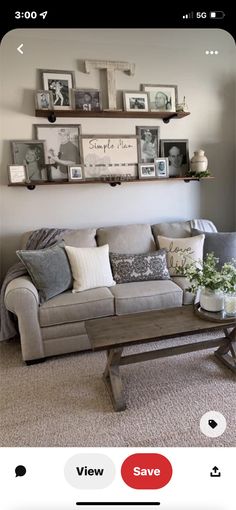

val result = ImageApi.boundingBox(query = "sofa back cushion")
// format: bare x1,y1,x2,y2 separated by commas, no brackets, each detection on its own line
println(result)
20,228,97,249
96,224,156,254
152,221,192,248
110,250,170,284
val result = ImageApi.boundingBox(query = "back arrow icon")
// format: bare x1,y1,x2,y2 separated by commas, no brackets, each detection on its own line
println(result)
17,44,24,55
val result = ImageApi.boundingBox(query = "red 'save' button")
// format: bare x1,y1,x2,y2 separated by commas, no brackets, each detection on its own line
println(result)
121,453,172,489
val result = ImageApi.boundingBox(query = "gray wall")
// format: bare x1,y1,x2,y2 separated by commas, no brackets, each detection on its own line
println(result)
0,28,235,279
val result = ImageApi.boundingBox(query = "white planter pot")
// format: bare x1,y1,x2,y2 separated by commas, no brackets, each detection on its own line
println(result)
200,288,224,312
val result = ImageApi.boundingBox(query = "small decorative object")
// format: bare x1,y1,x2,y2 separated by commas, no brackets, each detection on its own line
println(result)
41,69,75,110
35,90,54,110
84,60,135,110
73,89,102,111
141,84,178,113
68,165,84,181
155,158,169,178
176,96,189,112
123,91,149,112
160,139,189,177
224,292,236,317
8,165,27,184
11,140,47,181
178,252,236,313
136,126,160,164
138,164,156,179
190,149,208,174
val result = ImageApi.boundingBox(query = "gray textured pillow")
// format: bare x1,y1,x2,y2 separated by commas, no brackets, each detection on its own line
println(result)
110,250,170,284
192,229,236,267
16,242,72,303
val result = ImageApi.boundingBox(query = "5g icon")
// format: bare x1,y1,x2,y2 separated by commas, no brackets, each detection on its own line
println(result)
196,12,207,18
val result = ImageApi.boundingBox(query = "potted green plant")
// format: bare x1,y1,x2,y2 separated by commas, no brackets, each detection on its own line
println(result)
179,252,236,313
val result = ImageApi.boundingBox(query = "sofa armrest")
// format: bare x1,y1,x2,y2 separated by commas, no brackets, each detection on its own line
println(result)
4,276,44,361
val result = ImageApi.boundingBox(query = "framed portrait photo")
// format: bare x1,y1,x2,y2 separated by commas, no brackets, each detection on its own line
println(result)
35,124,81,180
141,84,178,113
160,139,189,177
8,165,27,184
136,126,160,164
35,90,54,110
73,89,102,111
68,165,84,181
138,164,156,179
155,158,169,178
11,140,47,181
123,91,149,112
41,69,75,110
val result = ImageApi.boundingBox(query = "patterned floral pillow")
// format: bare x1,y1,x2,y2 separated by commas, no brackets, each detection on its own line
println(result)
109,250,170,284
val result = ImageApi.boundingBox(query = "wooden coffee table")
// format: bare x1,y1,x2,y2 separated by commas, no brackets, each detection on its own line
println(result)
86,305,236,411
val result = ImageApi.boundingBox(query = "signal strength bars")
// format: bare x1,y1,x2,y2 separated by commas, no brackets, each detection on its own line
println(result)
183,12,194,19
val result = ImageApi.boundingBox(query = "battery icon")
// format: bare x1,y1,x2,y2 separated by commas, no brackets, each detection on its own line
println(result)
210,11,225,19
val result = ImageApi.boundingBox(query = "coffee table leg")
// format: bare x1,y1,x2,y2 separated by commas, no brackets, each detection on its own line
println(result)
215,328,236,373
103,348,126,412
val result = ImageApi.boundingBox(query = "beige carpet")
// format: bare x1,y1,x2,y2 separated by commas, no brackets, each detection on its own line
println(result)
0,333,235,447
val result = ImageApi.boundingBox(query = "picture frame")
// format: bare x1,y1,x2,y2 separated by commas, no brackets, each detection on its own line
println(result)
8,165,27,184
68,165,84,181
35,124,82,180
123,91,149,112
73,89,102,111
136,126,160,163
141,84,178,113
160,139,189,177
35,90,54,111
81,135,138,179
155,158,169,178
11,140,48,181
41,69,75,110
138,164,156,179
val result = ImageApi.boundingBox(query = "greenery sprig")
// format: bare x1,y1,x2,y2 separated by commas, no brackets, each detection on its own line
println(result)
177,252,236,294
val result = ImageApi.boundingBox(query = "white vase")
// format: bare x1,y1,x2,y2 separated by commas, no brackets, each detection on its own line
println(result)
200,288,224,312
190,150,208,174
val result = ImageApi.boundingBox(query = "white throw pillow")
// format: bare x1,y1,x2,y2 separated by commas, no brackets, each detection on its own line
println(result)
157,234,205,276
65,244,116,292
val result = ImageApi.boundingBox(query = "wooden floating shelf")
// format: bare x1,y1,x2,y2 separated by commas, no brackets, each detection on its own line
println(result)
35,110,190,122
8,176,213,189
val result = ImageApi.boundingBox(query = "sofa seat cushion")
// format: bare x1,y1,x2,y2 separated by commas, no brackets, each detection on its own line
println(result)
39,287,114,327
96,224,156,254
109,280,183,315
171,276,194,305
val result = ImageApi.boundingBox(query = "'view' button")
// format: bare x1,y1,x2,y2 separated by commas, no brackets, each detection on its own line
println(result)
121,453,172,489
64,453,115,489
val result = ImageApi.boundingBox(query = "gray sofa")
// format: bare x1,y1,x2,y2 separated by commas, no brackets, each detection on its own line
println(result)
4,219,217,363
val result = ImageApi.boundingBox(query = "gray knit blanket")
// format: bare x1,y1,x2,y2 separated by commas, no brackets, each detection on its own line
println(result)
0,228,69,341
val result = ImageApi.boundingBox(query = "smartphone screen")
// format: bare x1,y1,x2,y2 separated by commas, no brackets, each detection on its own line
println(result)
0,7,235,510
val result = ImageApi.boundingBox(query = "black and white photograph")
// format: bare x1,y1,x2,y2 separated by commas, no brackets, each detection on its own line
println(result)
136,126,160,163
123,91,149,112
155,158,169,178
73,89,102,111
41,70,75,110
35,124,81,180
68,165,84,181
11,140,47,181
138,164,156,179
35,90,53,110
160,139,189,177
141,84,178,113
8,165,27,184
